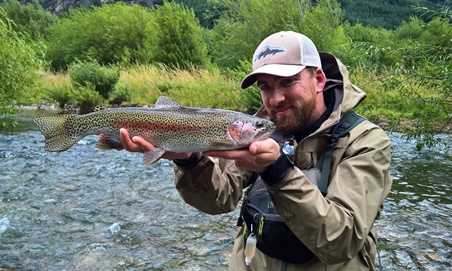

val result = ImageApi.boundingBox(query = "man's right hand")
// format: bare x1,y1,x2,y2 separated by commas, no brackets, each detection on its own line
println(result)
118,128,192,160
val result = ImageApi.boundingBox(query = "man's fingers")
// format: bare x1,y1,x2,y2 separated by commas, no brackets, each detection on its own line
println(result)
203,149,249,160
119,128,153,152
131,136,155,152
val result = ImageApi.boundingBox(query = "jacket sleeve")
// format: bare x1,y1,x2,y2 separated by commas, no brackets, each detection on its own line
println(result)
173,155,257,215
267,124,392,264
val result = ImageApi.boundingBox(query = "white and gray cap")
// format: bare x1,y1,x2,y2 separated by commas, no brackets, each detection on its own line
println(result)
241,31,322,89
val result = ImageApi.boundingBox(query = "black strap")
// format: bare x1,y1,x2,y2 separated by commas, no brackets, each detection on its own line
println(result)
316,111,365,195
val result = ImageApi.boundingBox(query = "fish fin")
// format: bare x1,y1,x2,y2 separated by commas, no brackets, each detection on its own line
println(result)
154,96,181,108
34,115,82,152
96,134,123,150
209,139,235,147
142,148,166,166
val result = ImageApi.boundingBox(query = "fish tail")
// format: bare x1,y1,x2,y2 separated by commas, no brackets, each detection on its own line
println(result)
34,115,83,152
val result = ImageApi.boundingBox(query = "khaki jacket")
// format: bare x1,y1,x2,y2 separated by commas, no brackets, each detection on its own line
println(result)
173,53,392,270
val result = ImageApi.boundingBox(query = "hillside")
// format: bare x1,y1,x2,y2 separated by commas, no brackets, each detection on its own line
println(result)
337,0,450,29
2,0,450,29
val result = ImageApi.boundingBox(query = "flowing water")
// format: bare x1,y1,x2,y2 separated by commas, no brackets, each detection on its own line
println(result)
0,110,450,271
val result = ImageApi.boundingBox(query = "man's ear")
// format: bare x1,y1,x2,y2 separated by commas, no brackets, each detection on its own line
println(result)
315,68,327,93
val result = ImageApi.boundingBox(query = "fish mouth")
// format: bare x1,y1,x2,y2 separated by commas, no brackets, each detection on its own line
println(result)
227,120,275,147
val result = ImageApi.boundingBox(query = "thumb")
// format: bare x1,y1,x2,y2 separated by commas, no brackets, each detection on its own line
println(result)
249,138,277,155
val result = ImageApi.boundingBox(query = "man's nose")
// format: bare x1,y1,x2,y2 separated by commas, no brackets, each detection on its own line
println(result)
268,88,285,107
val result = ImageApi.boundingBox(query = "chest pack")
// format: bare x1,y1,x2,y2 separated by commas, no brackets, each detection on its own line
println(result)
238,111,365,264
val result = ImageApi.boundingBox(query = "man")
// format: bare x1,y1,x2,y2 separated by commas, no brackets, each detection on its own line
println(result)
119,31,392,270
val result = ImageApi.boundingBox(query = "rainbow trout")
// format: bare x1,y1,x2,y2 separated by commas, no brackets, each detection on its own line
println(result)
34,96,275,165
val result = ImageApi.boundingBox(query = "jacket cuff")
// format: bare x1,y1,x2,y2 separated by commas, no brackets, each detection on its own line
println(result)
173,153,204,169
259,151,294,186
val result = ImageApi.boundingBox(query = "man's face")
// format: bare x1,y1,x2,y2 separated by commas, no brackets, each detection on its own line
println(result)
256,68,323,136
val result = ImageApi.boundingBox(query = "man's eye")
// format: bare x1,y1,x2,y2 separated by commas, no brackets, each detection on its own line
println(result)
259,85,270,92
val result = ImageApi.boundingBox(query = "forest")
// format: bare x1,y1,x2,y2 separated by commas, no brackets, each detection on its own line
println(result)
0,0,451,149
1,0,449,28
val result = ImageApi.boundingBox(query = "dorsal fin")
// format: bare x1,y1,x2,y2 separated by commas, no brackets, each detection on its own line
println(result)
154,96,180,108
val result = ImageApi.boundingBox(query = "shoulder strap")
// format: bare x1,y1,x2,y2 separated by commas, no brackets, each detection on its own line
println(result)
316,111,365,195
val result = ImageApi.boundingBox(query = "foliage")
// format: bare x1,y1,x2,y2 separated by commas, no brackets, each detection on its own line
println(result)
43,84,74,110
4,0,452,150
68,60,120,99
71,84,105,114
232,60,262,113
172,0,219,28
46,1,208,70
0,8,45,116
110,85,134,103
46,3,155,70
354,7,452,149
208,0,310,69
0,0,56,41
337,0,448,29
208,0,349,70
300,0,348,53
151,1,208,69
3,0,447,30
114,63,240,109
338,23,393,69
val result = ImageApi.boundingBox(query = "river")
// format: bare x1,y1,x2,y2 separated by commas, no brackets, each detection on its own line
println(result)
0,110,450,270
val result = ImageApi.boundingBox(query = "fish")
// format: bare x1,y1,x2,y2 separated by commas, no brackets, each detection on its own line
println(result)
34,96,276,165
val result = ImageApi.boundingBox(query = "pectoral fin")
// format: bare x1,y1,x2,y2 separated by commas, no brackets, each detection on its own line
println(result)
142,148,166,165
96,134,123,150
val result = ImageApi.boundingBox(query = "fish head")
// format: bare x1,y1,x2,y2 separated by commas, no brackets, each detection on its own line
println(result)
227,118,275,146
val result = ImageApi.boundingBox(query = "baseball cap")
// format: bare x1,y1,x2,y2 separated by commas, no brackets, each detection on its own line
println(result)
240,31,322,89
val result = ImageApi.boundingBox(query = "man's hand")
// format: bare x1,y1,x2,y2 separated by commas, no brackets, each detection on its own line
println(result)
117,128,192,160
204,138,280,173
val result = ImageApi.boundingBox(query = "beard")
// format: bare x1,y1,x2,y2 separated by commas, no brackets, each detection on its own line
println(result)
269,96,317,136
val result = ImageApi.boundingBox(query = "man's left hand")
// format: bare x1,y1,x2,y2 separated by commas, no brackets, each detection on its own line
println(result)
204,138,280,173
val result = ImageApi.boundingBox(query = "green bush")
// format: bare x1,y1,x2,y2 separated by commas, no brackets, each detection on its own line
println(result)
152,1,208,68
69,60,120,99
43,84,74,110
232,60,262,113
0,8,45,116
71,84,104,114
110,85,134,103
46,3,155,70
209,0,308,69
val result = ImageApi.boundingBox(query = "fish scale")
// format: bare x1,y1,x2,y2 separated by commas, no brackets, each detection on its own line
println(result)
34,96,275,165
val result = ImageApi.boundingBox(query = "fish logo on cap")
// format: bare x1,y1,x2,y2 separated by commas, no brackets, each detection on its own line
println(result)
254,45,286,62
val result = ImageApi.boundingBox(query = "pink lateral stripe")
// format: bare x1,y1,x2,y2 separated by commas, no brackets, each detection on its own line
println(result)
110,120,212,131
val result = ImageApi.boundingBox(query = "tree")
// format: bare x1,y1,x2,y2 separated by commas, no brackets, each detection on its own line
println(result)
208,0,349,69
209,0,310,69
0,0,56,41
151,1,208,68
0,8,45,116
377,7,451,149
46,3,155,70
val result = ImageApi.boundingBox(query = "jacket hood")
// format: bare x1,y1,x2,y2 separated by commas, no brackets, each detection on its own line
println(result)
320,52,366,114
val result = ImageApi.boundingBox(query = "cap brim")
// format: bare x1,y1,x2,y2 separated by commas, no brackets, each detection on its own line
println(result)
240,64,306,89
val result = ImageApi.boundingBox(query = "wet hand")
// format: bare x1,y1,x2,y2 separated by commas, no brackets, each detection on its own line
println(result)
118,128,192,160
204,138,280,173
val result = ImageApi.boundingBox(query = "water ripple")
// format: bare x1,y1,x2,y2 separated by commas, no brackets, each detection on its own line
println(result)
0,116,450,270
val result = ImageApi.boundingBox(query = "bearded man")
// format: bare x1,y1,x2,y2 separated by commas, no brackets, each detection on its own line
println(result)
119,31,392,270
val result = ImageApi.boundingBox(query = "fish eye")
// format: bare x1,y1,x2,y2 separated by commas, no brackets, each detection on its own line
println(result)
255,121,264,128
